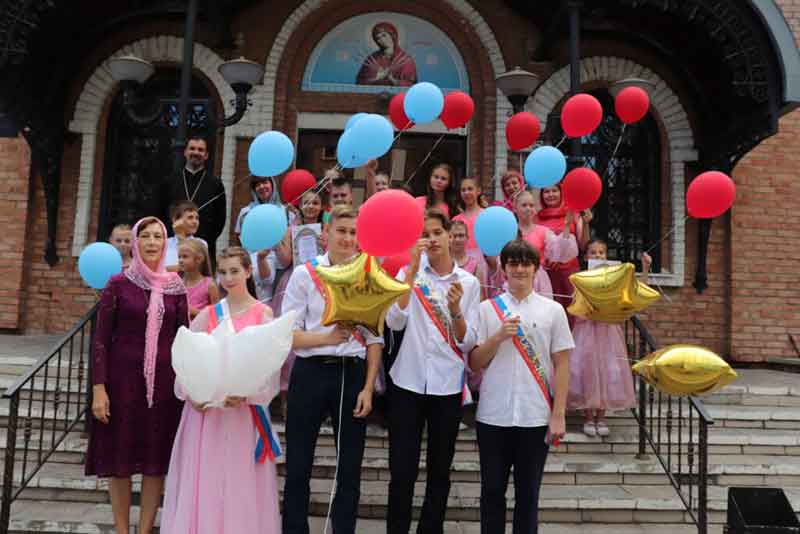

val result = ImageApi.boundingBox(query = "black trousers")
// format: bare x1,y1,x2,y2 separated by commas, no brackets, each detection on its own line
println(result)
282,356,367,534
476,422,550,534
386,383,462,534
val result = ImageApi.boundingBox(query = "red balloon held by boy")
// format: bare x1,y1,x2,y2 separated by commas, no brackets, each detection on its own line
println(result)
281,169,316,206
356,189,423,257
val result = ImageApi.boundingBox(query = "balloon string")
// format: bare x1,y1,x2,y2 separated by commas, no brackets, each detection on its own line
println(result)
403,133,447,186
555,135,567,149
599,123,627,180
643,214,689,255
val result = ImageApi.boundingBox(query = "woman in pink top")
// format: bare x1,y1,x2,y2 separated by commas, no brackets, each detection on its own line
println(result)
414,162,459,218
162,247,281,534
492,169,524,212
536,184,591,325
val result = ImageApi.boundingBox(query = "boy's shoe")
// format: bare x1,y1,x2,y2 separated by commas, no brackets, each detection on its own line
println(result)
583,421,597,437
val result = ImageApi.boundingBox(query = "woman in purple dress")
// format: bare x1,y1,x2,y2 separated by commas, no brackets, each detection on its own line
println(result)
86,216,188,534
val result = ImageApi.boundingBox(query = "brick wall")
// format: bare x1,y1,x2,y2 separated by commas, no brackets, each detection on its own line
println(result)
0,136,31,331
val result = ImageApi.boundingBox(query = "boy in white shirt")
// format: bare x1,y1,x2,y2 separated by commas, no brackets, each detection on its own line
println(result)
385,208,481,534
281,205,383,534
470,238,574,534
164,201,207,271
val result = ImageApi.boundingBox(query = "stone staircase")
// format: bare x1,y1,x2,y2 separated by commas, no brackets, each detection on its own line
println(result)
0,335,799,534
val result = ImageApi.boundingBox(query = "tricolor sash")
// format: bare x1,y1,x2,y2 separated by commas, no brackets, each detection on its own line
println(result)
489,295,553,408
412,275,472,406
305,258,367,347
210,300,282,464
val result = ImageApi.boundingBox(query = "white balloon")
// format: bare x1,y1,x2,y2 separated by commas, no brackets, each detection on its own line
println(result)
171,326,223,405
225,311,296,397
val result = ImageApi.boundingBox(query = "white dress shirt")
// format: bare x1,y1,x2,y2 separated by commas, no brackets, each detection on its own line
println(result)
282,253,383,358
251,250,277,305
164,235,208,268
386,256,480,396
474,291,574,427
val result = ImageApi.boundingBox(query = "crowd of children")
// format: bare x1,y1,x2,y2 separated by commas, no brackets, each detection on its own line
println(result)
98,160,651,534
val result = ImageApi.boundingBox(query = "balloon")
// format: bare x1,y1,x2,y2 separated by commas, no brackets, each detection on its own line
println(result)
248,131,294,177
568,263,661,323
686,171,736,218
562,167,602,210
404,82,444,124
224,311,296,396
78,242,123,289
380,251,411,278
523,146,567,188
345,112,368,130
314,254,411,336
561,93,603,138
440,91,474,129
506,112,541,150
336,128,369,169
349,114,394,160
357,190,423,256
474,206,518,256
281,169,316,206
389,92,413,130
632,344,738,396
615,87,650,124
240,204,288,252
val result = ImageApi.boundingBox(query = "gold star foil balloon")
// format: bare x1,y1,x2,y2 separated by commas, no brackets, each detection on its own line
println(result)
568,262,660,323
314,253,410,336
632,344,737,396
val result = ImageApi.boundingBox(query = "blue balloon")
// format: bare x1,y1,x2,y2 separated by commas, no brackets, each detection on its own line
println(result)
78,242,123,289
345,113,368,131
404,82,444,124
240,204,289,253
248,131,294,177
337,129,369,169
474,206,519,257
349,114,394,160
524,146,567,188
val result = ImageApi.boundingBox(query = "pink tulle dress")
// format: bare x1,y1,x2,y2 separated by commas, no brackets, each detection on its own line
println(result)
160,301,281,534
567,318,636,411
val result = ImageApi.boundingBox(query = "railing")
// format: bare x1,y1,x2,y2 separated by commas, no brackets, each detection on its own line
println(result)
626,315,714,534
0,303,98,534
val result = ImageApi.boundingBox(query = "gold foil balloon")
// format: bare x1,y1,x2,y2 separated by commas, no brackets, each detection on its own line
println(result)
568,263,660,323
632,344,737,396
314,253,410,336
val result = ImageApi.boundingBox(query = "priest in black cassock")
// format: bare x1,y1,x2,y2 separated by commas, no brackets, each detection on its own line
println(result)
162,136,226,261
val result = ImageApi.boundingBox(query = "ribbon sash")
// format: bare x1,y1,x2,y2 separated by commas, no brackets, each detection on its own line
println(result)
489,295,553,409
209,300,282,464
412,283,472,406
305,259,367,347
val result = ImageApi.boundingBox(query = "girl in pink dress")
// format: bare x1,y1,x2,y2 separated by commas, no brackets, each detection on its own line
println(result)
414,163,459,218
178,240,219,319
452,176,487,257
567,240,651,437
536,184,592,326
161,247,281,534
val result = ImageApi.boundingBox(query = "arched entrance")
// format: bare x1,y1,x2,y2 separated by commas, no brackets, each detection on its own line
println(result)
97,69,217,239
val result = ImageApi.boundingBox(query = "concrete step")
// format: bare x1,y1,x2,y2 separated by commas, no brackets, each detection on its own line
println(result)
6,500,717,534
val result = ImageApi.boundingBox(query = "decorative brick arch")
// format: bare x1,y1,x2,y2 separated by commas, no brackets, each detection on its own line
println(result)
530,56,698,287
233,0,511,181
67,36,237,256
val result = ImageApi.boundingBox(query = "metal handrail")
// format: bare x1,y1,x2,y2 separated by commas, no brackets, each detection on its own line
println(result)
626,315,714,534
0,303,98,534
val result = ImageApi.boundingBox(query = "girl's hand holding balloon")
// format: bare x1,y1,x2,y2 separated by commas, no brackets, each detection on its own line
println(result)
223,396,247,409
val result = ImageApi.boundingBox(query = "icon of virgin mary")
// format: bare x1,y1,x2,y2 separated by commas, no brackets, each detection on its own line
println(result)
356,22,417,86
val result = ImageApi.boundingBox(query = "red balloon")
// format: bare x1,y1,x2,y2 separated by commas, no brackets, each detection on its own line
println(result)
440,91,475,129
389,93,413,130
380,251,411,278
562,167,602,211
281,169,316,206
506,112,541,151
686,171,736,219
615,87,650,124
357,190,423,256
561,93,603,138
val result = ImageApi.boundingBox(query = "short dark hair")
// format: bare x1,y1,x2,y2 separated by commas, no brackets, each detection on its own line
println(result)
170,200,199,221
186,135,208,148
331,177,352,190
424,208,451,231
500,239,540,270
